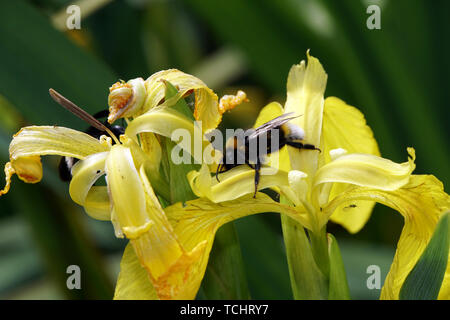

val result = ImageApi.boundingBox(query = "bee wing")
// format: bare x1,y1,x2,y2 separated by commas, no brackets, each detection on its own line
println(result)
247,112,299,140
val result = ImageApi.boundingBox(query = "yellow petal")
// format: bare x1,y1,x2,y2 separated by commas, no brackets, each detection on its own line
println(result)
10,126,109,160
11,156,43,184
188,163,291,203
323,175,450,299
69,151,110,220
284,52,327,180
313,148,416,209
83,186,110,221
114,243,158,300
135,164,208,300
321,96,380,162
107,152,207,299
1,126,109,196
125,108,209,164
69,152,108,205
163,193,312,297
252,101,291,172
105,145,151,237
322,97,381,232
143,69,221,133
1,156,43,196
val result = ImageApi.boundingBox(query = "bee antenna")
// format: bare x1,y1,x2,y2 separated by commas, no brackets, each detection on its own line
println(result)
49,88,120,144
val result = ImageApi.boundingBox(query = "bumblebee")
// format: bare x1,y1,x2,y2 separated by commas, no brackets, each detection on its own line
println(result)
58,110,124,181
216,112,320,197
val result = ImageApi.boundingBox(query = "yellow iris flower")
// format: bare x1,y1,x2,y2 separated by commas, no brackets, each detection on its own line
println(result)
1,53,448,300
188,53,450,299
0,69,302,300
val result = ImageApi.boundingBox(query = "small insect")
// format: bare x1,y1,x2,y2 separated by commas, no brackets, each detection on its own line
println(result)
48,89,124,182
216,112,320,197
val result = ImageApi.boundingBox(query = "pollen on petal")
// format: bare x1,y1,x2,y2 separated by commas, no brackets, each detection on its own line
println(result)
108,82,133,122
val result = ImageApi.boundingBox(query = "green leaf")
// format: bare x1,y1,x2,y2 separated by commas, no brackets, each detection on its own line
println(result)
234,213,292,299
163,80,197,203
0,0,117,129
327,234,351,300
400,211,450,300
200,222,251,300
0,1,117,299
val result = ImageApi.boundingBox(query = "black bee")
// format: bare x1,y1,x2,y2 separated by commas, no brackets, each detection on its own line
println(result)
215,112,320,197
48,89,124,182
58,110,124,181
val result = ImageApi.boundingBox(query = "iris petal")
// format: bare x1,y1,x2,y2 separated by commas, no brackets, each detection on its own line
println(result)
10,126,109,160
314,148,416,205
114,243,158,300
143,69,220,133
188,163,291,203
284,53,327,181
323,175,450,299
321,97,380,233
1,126,109,195
125,108,209,164
69,151,109,220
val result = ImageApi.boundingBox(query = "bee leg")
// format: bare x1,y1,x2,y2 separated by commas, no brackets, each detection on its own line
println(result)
215,163,222,182
287,141,321,152
253,161,261,198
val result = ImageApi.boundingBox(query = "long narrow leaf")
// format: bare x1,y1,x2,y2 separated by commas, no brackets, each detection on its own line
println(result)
399,212,449,300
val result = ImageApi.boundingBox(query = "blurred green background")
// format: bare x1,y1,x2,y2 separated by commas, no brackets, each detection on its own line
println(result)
0,0,448,299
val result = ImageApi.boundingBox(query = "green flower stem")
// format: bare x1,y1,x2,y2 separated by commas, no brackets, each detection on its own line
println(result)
310,226,330,280
281,214,328,299
201,222,251,299
328,234,351,300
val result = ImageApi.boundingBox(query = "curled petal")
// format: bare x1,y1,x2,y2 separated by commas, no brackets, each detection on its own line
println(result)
108,148,207,299
313,148,416,208
125,108,209,164
69,151,109,220
188,163,290,203
323,175,450,299
10,126,109,160
11,156,43,184
1,126,109,196
83,186,110,221
108,78,146,123
144,69,221,132
105,145,150,237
